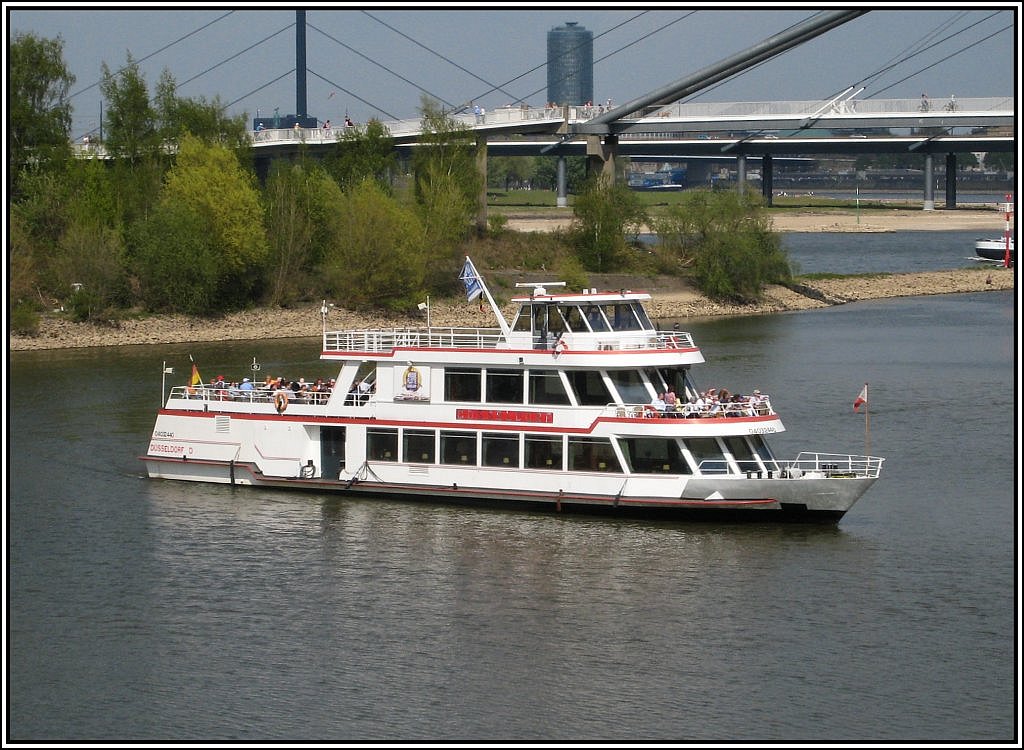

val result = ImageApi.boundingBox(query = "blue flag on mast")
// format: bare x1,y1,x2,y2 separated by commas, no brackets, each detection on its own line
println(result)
460,257,483,303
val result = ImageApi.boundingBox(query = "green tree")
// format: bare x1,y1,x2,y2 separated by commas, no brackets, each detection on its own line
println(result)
262,160,344,306
568,175,647,272
100,54,160,161
653,189,790,302
160,134,269,308
321,178,428,311
153,69,249,148
129,201,219,314
323,119,397,191
8,32,75,191
50,218,128,321
413,97,481,246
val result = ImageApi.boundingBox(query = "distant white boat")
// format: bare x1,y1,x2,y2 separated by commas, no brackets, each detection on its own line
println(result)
974,237,1014,264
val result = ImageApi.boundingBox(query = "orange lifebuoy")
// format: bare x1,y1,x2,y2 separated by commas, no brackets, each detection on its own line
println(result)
555,339,570,354
274,390,289,414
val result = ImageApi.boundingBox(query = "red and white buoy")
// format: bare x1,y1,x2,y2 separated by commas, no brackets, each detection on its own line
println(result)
1003,193,1014,268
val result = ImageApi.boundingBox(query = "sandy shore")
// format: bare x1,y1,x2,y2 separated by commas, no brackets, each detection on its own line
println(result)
9,209,1015,352
503,206,1011,234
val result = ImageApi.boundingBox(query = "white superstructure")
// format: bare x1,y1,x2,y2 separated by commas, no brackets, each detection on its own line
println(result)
143,258,883,522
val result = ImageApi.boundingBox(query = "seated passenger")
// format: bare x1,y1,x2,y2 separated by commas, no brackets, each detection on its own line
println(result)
645,393,666,416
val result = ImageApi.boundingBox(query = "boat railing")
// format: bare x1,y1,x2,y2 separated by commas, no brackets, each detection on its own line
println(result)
324,327,505,353
610,397,774,419
166,385,333,407
780,452,885,479
322,328,696,353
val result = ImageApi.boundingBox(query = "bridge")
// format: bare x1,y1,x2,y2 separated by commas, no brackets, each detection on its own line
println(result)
72,10,1015,218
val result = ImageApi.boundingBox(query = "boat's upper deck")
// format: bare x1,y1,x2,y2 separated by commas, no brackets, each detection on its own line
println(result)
323,288,698,359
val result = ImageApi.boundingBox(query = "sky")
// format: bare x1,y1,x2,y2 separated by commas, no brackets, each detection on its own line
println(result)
5,3,1019,141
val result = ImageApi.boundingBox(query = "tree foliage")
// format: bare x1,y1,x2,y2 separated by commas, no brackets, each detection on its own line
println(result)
9,32,75,194
568,175,647,272
321,179,429,311
160,135,269,308
413,97,481,247
100,54,160,161
323,119,397,191
653,189,791,302
262,160,344,306
153,69,249,149
129,201,220,314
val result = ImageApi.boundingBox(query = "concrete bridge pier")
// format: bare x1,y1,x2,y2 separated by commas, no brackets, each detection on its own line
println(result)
761,153,774,206
586,135,619,183
476,135,488,234
923,153,935,210
945,152,958,208
736,155,747,195
556,156,568,207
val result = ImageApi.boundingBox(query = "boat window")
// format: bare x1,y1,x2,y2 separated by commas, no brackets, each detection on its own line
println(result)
445,368,482,402
482,432,520,468
656,367,691,398
723,436,760,473
511,306,533,332
607,369,649,405
528,370,571,405
568,437,622,473
549,306,570,335
403,429,435,464
566,370,612,406
440,431,477,466
561,305,586,332
525,434,563,470
631,302,654,330
486,369,524,404
581,304,611,332
367,428,398,462
601,303,641,331
685,437,729,475
617,437,691,474
749,435,780,473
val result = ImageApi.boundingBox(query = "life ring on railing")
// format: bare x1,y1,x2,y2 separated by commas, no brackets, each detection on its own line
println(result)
274,390,289,414
554,339,570,355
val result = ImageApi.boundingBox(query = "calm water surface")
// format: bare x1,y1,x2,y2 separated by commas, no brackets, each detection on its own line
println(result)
7,234,1018,743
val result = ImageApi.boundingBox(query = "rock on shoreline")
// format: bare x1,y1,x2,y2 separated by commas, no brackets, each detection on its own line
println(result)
9,269,1013,352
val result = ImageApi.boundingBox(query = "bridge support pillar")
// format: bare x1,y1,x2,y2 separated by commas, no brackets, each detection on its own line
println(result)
945,152,957,209
556,157,568,207
736,154,747,195
586,135,618,184
476,135,488,234
923,153,935,210
761,153,773,206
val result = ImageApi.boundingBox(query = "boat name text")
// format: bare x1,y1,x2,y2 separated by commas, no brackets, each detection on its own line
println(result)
456,409,554,424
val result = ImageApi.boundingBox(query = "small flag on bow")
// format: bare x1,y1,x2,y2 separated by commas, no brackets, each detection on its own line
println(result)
853,384,868,412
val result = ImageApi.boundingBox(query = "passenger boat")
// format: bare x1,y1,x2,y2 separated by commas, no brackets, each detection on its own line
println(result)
974,237,1014,264
142,258,884,523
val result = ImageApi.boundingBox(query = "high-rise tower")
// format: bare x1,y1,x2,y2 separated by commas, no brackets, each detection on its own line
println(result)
547,22,593,106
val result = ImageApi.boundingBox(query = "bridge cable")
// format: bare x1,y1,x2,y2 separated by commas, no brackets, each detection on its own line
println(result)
307,22,457,110
361,10,522,106
67,10,236,102
856,12,1008,98
306,69,400,121
865,23,1012,100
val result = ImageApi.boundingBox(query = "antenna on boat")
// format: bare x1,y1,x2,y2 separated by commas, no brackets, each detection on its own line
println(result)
515,281,566,298
461,257,511,340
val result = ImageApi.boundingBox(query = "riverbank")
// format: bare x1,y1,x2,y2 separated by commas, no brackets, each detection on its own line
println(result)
503,206,1011,234
9,267,1014,352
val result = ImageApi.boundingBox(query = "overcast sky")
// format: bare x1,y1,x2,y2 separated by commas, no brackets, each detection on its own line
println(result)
6,3,1018,140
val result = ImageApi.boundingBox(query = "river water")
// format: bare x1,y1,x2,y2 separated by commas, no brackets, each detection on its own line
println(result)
7,233,1019,743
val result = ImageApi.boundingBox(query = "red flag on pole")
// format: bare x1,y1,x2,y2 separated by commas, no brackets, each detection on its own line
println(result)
853,384,868,412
